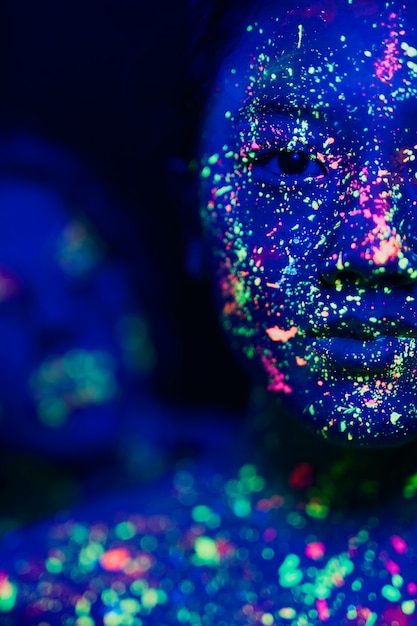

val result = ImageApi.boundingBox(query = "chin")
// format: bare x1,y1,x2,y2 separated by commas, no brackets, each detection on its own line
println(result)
291,382,417,449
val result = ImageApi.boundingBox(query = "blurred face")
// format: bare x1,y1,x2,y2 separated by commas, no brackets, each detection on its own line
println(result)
0,179,140,459
200,0,417,447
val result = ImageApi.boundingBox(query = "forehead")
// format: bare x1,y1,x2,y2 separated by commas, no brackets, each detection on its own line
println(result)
205,0,417,131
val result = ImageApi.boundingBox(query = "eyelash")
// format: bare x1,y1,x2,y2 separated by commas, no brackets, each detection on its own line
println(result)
245,146,328,186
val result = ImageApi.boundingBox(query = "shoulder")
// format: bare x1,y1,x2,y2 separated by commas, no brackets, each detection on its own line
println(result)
2,463,417,625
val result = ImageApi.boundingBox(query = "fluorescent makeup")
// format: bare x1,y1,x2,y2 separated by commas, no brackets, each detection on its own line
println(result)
55,218,105,278
200,1,417,446
29,349,118,428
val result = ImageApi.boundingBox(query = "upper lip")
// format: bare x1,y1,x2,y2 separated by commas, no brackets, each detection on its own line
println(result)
308,316,417,340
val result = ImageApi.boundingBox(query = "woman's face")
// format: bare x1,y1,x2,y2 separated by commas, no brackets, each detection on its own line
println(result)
200,0,417,447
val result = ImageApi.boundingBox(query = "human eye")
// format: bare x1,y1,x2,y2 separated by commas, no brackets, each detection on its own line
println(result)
248,147,328,186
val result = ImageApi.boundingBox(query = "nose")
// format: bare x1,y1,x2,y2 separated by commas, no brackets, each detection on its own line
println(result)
319,166,417,288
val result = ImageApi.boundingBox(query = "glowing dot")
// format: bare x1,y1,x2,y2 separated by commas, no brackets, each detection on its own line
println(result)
192,505,215,524
75,618,95,626
392,574,404,588
296,356,307,366
120,598,140,614
99,547,131,572
208,153,219,165
305,542,325,561
45,556,63,574
75,597,91,616
390,412,402,424
402,42,417,57
178,608,190,622
194,537,219,564
279,569,303,588
215,185,233,197
0,573,17,612
381,585,401,602
279,554,303,588
201,166,211,178
278,607,297,620
266,325,298,342
233,497,251,517
142,589,159,608
402,600,416,615
391,536,408,554
114,521,136,540
306,500,329,519
262,613,274,625
103,611,121,626
262,547,275,560
316,599,330,621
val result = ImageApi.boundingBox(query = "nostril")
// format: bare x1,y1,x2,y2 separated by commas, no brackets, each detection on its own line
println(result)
321,268,368,287
319,246,417,289
320,267,417,289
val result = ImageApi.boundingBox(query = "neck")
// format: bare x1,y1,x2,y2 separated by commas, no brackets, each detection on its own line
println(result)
233,386,417,521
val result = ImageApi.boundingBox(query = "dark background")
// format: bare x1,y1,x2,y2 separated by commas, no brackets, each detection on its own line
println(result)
0,0,249,413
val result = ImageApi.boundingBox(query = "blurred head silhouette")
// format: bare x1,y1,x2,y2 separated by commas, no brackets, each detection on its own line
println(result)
0,134,155,461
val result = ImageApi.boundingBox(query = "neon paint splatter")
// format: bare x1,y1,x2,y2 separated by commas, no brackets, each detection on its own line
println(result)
200,0,417,447
29,349,118,427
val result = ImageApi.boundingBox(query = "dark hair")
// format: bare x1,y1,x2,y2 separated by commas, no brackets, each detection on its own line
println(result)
173,1,259,164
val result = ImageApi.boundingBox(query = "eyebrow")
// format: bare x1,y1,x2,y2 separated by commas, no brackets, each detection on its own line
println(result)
236,101,331,123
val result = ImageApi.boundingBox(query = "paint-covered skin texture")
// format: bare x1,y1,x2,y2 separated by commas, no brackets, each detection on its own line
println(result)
200,0,417,447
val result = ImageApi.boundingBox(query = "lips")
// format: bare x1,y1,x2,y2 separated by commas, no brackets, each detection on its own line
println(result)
310,316,417,341
307,316,417,373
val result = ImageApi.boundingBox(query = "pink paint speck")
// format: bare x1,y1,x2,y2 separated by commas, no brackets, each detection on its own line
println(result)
407,582,417,595
390,535,408,555
316,598,330,621
385,559,400,575
305,542,325,561
261,353,292,394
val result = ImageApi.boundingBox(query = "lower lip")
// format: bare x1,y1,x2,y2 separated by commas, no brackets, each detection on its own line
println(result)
311,336,417,373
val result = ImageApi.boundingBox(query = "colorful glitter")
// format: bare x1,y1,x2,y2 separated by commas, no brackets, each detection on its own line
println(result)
2,462,417,623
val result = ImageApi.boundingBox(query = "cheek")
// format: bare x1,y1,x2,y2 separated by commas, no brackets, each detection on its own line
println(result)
204,168,323,305
203,174,320,379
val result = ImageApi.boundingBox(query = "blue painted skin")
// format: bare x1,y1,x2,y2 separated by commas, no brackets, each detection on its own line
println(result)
200,0,417,447
5,2,417,624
